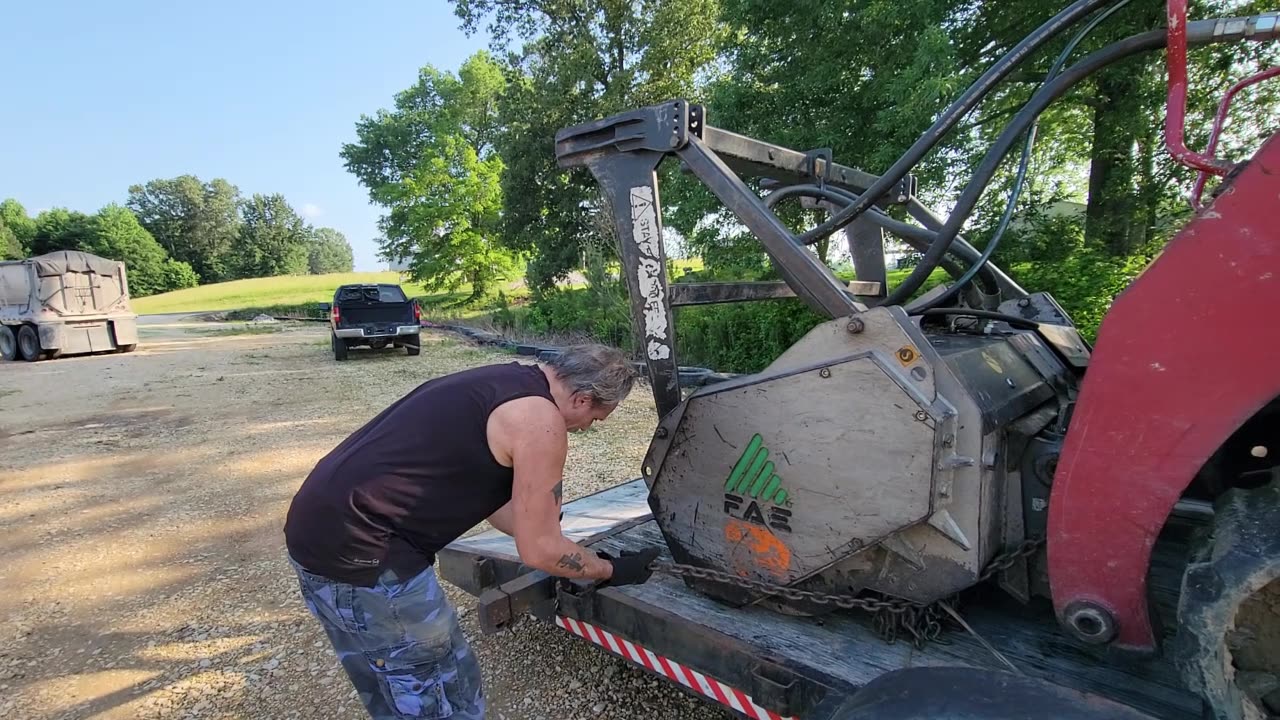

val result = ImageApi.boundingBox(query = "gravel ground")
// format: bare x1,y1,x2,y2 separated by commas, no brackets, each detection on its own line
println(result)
0,318,732,720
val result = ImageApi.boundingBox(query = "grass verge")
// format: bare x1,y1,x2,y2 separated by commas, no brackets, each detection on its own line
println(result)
132,273,433,314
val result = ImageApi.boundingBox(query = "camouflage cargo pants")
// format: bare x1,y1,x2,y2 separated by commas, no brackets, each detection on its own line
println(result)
290,557,485,719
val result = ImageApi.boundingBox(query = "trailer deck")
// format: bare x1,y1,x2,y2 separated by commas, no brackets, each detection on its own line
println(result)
439,480,1200,720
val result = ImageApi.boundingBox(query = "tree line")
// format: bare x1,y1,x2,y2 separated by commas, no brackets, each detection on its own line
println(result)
342,0,1278,345
1,176,354,297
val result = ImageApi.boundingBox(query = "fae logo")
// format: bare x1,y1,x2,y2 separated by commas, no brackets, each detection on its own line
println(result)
722,433,792,533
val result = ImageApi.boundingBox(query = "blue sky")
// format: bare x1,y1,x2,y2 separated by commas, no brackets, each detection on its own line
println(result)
0,0,490,271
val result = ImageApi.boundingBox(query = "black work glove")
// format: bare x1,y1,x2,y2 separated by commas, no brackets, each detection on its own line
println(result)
597,547,662,587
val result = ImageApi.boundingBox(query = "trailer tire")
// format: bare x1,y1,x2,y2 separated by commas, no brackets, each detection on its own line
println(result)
17,325,42,362
332,333,348,361
0,325,17,361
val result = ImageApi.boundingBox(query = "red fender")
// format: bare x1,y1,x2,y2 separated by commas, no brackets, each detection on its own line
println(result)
1048,134,1280,651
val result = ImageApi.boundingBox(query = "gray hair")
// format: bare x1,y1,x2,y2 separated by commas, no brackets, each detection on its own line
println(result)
547,344,636,406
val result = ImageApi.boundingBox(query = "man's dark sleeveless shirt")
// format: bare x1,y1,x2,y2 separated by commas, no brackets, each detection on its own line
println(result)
284,362,554,586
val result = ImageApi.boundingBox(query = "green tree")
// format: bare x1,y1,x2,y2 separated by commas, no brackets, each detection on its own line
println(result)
342,51,515,300
450,0,723,288
127,175,241,282
378,135,511,299
18,205,196,296
1,199,36,258
234,194,310,278
30,209,95,256
305,227,355,274
87,204,198,297
159,257,201,290
0,224,20,260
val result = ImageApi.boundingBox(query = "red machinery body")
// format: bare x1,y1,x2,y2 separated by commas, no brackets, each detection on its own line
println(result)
1048,133,1280,651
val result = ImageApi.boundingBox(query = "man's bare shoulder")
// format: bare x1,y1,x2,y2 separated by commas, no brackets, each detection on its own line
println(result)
491,394,561,429
488,395,566,465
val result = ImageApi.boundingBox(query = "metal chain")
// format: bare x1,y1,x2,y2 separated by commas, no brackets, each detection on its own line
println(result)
648,562,918,613
649,536,1045,648
978,536,1045,582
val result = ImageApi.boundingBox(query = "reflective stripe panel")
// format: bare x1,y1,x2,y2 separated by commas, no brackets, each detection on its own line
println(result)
553,615,794,720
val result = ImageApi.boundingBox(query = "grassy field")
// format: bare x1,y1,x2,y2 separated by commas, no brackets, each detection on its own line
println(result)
132,260,933,317
131,272,435,314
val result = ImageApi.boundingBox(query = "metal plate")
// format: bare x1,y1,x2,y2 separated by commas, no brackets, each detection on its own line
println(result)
648,354,936,589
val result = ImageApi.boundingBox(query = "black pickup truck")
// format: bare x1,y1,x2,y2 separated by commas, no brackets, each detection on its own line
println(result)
323,283,421,361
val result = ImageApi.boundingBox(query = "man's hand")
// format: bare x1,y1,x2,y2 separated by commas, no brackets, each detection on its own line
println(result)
596,547,662,586
489,396,613,580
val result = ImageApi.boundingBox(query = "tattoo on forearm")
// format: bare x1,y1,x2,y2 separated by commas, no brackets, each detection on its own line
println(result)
552,481,563,503
556,552,584,572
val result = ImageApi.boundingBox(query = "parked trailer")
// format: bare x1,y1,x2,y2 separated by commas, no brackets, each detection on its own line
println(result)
439,480,1202,720
0,251,139,362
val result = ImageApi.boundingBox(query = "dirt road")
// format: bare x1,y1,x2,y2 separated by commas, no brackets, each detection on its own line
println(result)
0,318,730,720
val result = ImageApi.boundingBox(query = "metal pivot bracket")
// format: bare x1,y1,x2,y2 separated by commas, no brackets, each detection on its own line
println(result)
892,174,918,204
804,147,834,185
689,103,706,139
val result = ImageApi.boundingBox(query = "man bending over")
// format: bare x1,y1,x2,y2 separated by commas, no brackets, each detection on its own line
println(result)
284,344,661,719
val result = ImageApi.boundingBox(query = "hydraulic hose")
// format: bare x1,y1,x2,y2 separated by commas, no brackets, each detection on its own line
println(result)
904,198,1028,301
793,0,1114,247
882,14,1276,307
916,0,1134,311
763,183,1001,295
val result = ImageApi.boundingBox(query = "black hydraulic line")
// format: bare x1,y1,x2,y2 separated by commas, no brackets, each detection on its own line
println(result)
911,308,1041,330
904,198,1028,300
885,14,1276,306
765,184,925,239
882,29,1171,307
917,0,1134,311
792,0,1113,247
762,183,994,292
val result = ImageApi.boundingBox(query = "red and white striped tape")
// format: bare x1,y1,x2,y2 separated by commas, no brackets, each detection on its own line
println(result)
554,615,796,720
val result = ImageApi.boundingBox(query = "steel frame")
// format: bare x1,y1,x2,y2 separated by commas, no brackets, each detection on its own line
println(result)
554,100,1025,418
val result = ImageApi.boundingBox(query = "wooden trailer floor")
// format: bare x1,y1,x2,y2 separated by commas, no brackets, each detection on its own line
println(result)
445,480,1201,719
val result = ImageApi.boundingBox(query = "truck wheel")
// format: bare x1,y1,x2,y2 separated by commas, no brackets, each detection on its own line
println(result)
117,344,137,354
17,325,42,362
0,326,17,361
406,333,421,356
332,333,348,361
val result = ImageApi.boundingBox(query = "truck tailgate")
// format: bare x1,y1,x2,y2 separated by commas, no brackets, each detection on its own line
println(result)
439,481,1199,720
338,302,414,325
